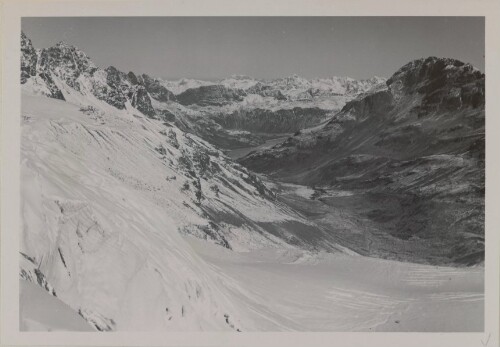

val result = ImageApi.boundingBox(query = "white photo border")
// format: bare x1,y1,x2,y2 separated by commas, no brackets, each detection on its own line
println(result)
1,1,499,346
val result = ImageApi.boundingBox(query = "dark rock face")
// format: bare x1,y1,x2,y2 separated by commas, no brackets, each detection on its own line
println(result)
177,85,247,106
127,71,139,85
37,41,98,91
38,73,66,101
140,74,177,103
105,66,125,89
387,57,485,116
103,66,129,109
20,32,180,119
241,57,485,266
129,86,156,118
102,68,169,117
21,32,65,100
21,32,38,84
157,109,176,122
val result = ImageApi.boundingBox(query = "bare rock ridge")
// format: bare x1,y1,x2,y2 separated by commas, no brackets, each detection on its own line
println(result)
20,32,38,83
241,56,485,265
21,32,175,120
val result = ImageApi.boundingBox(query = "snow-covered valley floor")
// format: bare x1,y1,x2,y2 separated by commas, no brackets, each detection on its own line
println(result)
21,237,484,332
19,92,484,332
188,238,484,332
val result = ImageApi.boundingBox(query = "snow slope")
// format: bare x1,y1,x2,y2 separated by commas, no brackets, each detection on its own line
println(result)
19,87,483,332
20,280,95,331
187,237,484,332
20,91,319,331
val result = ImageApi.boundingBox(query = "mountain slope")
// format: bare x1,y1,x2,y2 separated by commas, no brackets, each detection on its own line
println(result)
241,57,485,265
20,32,347,330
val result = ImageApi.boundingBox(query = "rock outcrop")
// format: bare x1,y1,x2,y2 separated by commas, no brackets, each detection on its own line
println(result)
20,32,178,119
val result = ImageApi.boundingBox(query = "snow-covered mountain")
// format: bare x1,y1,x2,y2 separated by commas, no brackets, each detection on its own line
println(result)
161,73,385,110
248,74,386,101
18,32,484,332
219,75,260,90
157,75,385,151
20,32,346,331
22,32,183,115
159,78,215,95
241,57,485,265
161,74,384,100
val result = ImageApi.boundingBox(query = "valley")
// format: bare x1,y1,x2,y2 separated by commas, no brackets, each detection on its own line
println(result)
18,31,485,332
241,57,485,266
189,237,483,332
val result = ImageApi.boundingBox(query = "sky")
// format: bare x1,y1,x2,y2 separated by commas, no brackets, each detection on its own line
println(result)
22,17,484,80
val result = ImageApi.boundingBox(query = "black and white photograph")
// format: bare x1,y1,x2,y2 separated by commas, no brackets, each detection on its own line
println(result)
1,1,499,346
16,15,487,332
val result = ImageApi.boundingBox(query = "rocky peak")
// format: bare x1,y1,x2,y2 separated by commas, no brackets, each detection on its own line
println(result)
41,41,97,73
104,66,126,86
21,32,162,118
387,57,484,111
128,85,156,118
127,71,139,85
140,74,177,103
21,31,37,83
102,67,157,117
37,41,97,91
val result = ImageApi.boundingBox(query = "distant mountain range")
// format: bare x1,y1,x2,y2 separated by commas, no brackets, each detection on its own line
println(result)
162,74,386,99
21,32,386,150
